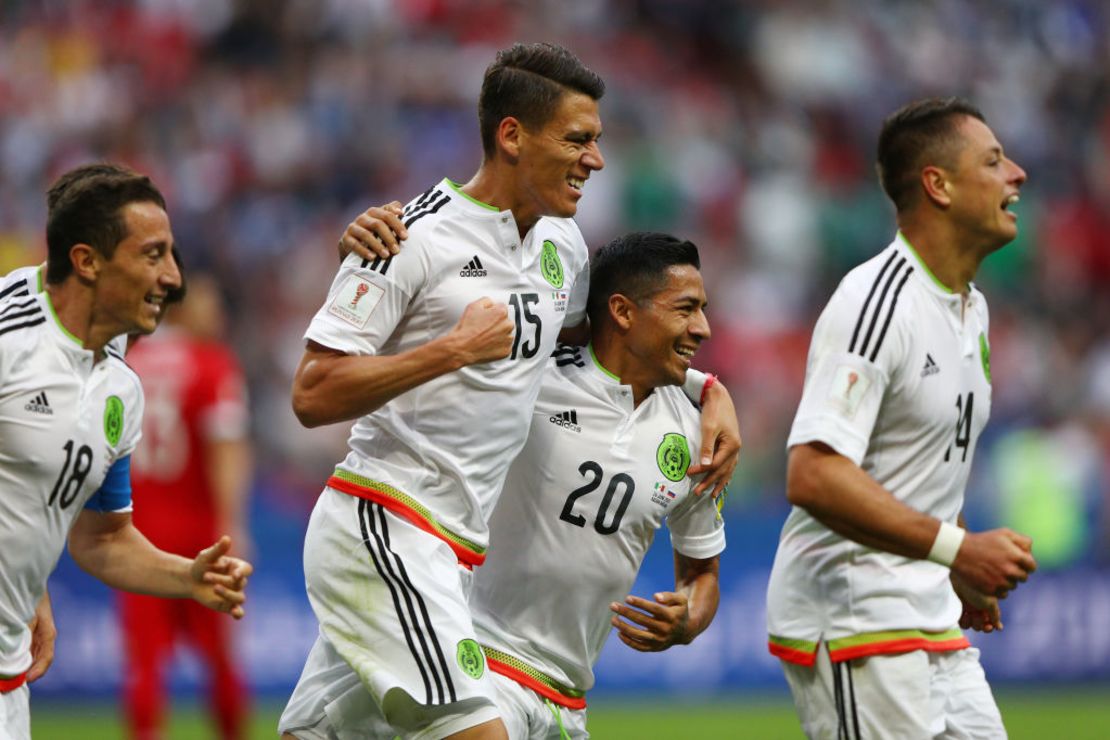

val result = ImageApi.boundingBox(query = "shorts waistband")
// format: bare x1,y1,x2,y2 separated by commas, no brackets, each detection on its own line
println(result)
483,645,586,710
0,671,27,693
327,469,487,567
769,628,970,666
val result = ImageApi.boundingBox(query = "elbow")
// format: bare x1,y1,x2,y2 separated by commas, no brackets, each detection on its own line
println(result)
291,386,329,428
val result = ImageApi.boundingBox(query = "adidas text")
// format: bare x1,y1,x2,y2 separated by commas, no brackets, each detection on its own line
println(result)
24,391,53,415
548,410,581,433
460,256,487,277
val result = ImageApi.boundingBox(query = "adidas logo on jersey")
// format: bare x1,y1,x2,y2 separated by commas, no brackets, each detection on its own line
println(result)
921,353,940,378
549,409,581,433
24,391,53,415
460,256,487,277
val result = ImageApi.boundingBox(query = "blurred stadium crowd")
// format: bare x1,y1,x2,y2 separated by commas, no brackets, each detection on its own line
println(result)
2,0,1107,566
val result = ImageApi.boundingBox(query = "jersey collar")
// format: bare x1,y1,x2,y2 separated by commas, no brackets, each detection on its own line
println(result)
40,292,96,364
585,344,638,411
894,232,980,305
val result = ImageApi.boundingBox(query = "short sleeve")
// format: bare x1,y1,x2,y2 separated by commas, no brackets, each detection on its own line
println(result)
84,455,133,513
304,242,430,356
787,282,906,465
668,483,726,559
199,349,250,441
564,257,589,328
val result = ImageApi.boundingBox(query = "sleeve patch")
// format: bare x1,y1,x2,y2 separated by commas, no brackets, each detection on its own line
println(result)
827,363,871,417
326,275,385,328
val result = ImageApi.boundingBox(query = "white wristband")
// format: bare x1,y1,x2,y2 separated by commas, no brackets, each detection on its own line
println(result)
926,521,965,567
683,369,709,404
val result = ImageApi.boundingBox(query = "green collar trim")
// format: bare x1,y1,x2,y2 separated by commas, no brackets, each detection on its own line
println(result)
43,291,83,347
897,232,961,294
588,344,620,381
36,264,45,293
446,179,499,211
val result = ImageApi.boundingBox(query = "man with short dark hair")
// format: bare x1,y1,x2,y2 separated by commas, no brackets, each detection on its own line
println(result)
281,42,738,740
766,97,1037,738
0,166,252,740
280,42,608,740
471,232,725,738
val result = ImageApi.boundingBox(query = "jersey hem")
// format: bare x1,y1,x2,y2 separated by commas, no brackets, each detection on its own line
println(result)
327,470,486,567
484,648,587,710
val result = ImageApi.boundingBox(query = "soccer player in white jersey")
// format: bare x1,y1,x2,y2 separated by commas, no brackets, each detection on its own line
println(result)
0,166,252,740
766,98,1038,738
280,43,738,740
470,232,725,739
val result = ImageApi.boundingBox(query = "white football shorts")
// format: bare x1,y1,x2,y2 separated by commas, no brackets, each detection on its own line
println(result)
491,671,589,740
280,487,500,739
781,643,1005,739
0,684,29,740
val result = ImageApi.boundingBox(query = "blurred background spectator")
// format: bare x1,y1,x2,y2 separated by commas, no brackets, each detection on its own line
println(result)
3,0,1107,712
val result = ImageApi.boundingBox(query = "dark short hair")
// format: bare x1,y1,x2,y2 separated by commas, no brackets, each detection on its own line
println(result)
45,165,167,284
876,97,986,212
478,42,605,157
46,162,135,210
586,232,701,327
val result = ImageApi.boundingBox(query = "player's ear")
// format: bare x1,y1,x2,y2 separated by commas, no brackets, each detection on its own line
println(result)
608,293,635,331
69,243,101,283
921,165,952,208
497,117,524,161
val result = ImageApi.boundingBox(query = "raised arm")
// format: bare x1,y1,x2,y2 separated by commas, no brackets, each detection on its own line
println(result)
292,297,514,427
68,511,252,619
787,441,1036,598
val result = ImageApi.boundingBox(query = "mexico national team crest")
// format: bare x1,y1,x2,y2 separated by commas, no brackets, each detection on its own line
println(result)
541,240,564,288
456,639,485,679
656,433,691,482
104,396,124,446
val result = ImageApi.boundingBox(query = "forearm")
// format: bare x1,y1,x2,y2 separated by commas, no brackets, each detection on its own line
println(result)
674,554,720,644
292,337,465,427
787,442,942,560
69,518,192,598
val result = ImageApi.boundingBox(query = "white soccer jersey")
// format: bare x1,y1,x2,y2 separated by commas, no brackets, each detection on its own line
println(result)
470,345,726,705
0,292,143,676
0,265,129,358
305,179,590,564
766,232,993,666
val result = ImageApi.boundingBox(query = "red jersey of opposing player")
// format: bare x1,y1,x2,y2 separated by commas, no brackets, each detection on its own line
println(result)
128,329,249,552
122,308,252,740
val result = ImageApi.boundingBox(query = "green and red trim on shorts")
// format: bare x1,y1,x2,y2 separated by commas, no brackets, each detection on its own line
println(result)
769,628,969,665
327,468,487,567
483,645,587,710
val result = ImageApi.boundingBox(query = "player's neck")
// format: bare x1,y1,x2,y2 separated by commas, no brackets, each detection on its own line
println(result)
589,337,653,408
898,219,980,296
44,281,111,358
460,166,541,239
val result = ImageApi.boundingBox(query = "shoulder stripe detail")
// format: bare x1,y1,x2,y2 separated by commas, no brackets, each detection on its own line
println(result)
403,192,449,229
553,345,585,367
357,187,440,269
850,255,910,360
868,266,913,362
0,279,30,300
848,252,897,355
0,296,38,319
363,254,394,276
0,316,46,337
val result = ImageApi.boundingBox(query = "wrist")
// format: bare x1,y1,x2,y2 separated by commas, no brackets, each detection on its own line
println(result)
927,521,966,567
